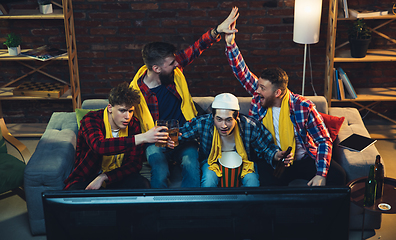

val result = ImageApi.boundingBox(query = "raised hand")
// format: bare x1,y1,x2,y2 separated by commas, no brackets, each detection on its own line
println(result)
217,6,239,34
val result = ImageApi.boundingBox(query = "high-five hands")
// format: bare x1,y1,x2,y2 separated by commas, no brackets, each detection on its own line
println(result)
216,6,239,35
224,7,239,45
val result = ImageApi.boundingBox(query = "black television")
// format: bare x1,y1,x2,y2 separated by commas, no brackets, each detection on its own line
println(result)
42,187,350,240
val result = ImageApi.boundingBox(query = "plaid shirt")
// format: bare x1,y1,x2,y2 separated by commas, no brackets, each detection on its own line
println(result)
179,114,280,165
136,29,220,121
226,43,332,177
64,109,144,190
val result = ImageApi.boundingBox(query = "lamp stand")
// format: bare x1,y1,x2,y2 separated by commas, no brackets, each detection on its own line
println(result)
302,43,307,96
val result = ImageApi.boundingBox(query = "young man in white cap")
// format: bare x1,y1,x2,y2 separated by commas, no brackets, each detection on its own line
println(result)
179,93,292,187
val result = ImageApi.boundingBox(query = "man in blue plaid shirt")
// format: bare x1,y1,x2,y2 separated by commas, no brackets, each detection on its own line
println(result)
179,93,292,187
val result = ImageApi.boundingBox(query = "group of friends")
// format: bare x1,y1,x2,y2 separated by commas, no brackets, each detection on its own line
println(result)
63,7,346,191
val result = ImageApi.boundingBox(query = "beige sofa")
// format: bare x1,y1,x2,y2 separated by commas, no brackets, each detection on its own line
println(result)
24,95,382,235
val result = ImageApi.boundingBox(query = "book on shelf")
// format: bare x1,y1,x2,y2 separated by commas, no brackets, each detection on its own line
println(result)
338,0,349,18
21,45,67,61
337,67,357,99
333,68,340,100
338,133,377,152
349,8,388,18
338,78,345,100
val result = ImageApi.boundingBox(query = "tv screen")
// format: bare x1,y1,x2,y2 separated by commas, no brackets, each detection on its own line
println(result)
43,187,350,240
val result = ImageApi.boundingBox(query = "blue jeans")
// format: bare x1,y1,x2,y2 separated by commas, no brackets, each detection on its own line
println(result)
201,161,260,187
146,141,200,188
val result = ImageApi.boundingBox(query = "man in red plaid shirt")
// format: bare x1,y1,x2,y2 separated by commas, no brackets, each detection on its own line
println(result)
130,8,240,188
64,83,170,190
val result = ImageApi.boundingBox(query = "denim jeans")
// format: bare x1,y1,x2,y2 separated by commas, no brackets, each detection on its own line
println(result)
146,141,200,188
200,161,260,187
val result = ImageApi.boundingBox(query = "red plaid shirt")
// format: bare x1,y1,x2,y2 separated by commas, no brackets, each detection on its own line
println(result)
64,109,144,190
136,29,220,121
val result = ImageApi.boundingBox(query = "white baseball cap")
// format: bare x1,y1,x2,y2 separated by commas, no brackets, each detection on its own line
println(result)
212,93,240,111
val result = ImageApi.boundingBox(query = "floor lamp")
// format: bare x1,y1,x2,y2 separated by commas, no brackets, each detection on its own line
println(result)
293,0,322,96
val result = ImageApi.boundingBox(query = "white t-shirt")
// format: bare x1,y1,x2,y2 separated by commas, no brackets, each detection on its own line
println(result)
272,107,306,160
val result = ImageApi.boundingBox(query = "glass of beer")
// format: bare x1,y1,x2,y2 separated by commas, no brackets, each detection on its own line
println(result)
155,120,167,147
167,119,179,147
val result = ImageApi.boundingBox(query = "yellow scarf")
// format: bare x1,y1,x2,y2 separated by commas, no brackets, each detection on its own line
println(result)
207,124,254,178
262,90,296,157
102,107,128,173
130,65,197,133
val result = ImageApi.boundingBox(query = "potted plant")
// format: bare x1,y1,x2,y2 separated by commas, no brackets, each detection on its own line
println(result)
38,0,53,14
3,33,21,56
348,18,372,58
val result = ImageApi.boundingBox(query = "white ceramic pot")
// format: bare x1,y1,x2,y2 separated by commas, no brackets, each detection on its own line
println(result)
8,45,21,56
39,4,53,14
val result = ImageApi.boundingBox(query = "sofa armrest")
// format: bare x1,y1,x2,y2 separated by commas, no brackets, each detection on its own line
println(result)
24,112,78,235
329,107,381,182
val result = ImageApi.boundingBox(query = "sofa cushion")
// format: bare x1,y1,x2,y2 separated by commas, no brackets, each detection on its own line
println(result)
320,112,345,141
75,108,101,129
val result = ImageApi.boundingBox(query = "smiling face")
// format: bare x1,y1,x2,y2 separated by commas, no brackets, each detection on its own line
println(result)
255,77,279,108
107,104,135,130
213,109,237,137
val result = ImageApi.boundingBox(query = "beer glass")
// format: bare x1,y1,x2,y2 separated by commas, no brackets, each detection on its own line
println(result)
167,119,179,147
155,120,167,147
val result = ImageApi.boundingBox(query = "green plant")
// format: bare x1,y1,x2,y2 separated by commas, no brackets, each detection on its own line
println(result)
348,19,371,40
3,33,22,48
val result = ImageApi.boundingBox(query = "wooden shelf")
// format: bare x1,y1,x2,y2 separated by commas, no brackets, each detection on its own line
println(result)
324,0,396,124
331,87,396,102
0,9,63,19
338,14,396,21
335,49,396,62
0,87,72,100
0,49,68,61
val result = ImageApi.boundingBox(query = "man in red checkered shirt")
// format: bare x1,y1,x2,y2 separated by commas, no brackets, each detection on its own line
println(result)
64,83,170,190
130,8,240,188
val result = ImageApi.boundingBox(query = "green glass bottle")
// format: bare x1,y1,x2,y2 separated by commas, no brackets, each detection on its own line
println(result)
374,155,384,199
364,165,377,207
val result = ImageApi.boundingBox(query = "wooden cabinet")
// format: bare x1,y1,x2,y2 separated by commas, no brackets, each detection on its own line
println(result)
0,0,81,110
324,0,396,124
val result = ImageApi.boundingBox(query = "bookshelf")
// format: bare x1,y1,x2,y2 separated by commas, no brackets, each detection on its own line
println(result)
0,0,81,136
324,0,396,124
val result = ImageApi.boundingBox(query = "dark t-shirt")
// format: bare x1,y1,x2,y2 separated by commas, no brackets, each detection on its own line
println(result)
151,85,186,125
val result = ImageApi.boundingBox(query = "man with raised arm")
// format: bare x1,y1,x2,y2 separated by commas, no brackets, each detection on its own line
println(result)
64,82,169,190
223,8,345,186
130,8,240,188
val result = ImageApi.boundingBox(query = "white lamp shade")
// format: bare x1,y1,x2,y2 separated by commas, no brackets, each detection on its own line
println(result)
293,0,323,44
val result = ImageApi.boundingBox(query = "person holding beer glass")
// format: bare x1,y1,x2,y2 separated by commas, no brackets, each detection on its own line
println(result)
179,93,293,187
223,13,346,186
64,83,169,190
129,8,240,188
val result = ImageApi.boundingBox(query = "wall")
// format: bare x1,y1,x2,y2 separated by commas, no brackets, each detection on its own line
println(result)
0,0,395,123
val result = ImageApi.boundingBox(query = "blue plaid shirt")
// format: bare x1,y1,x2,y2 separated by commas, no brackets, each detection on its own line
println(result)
179,113,280,165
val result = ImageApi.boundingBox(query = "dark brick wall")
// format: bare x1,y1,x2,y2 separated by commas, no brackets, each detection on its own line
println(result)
1,0,395,123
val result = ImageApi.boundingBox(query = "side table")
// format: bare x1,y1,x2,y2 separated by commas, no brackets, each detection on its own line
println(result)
348,177,396,239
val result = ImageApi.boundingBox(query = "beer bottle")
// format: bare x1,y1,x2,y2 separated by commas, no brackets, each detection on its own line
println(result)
364,165,377,207
374,155,384,199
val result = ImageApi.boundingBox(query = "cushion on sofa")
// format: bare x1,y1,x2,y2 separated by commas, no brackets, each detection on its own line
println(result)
320,113,345,141
75,108,102,129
